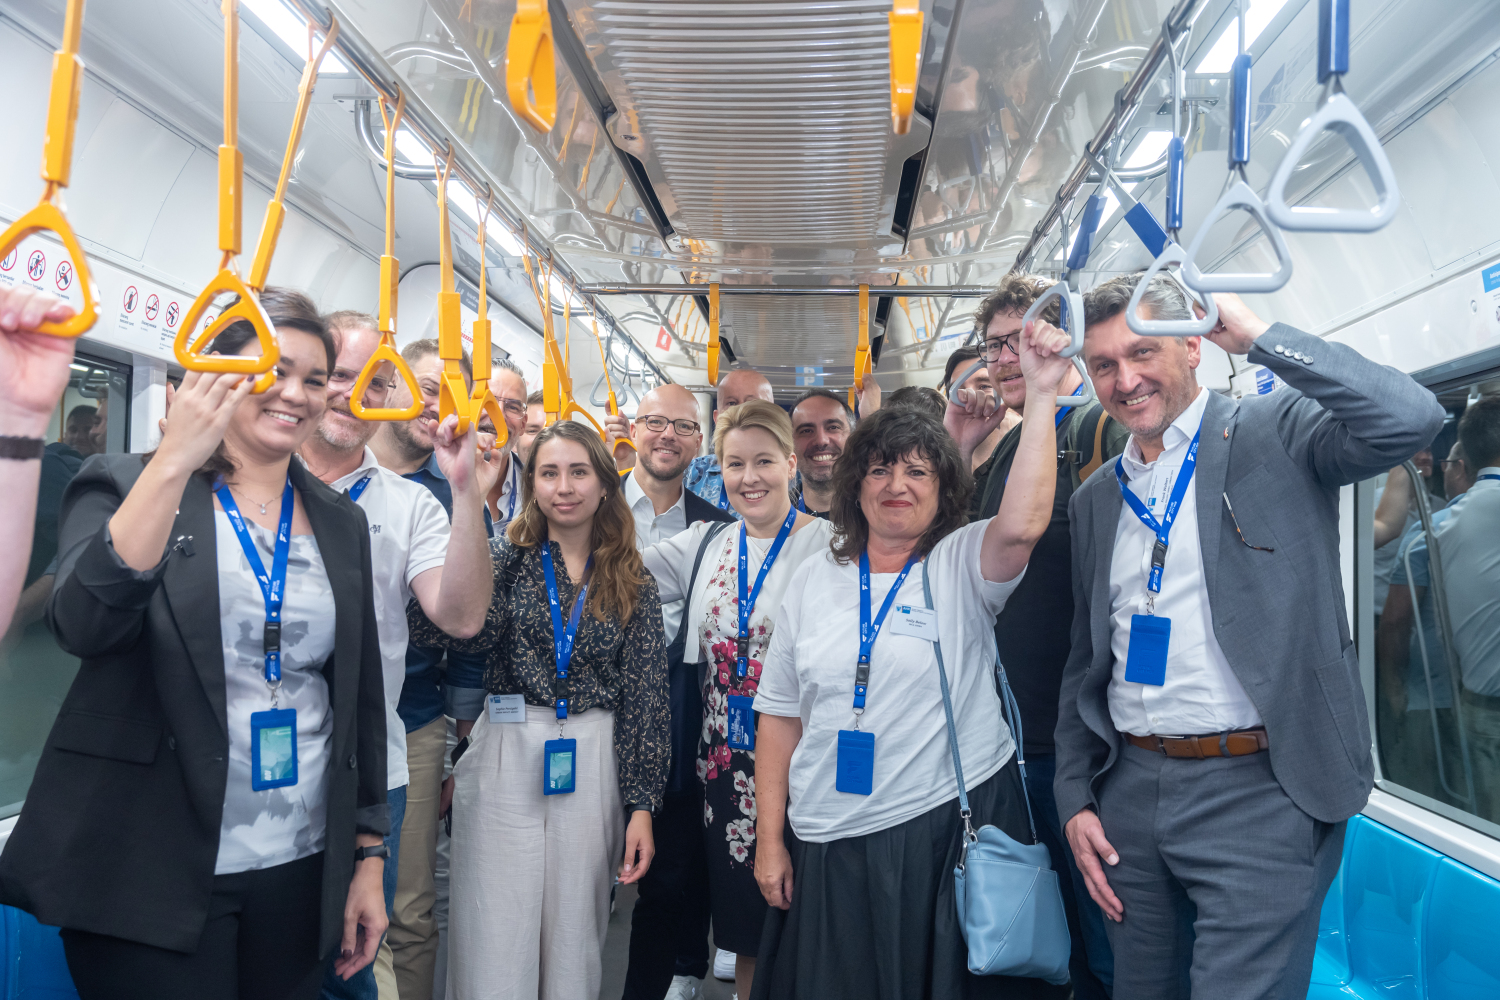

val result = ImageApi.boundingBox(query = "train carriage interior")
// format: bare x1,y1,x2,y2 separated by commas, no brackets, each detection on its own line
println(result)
2,0,1499,996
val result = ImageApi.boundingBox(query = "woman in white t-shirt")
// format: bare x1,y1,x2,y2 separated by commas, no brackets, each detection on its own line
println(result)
642,399,832,999
750,321,1073,999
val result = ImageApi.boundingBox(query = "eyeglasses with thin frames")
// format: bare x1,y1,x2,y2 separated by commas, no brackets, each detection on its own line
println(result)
329,367,391,395
637,414,701,436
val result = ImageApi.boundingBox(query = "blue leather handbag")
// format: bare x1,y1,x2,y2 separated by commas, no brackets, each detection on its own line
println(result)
922,563,1071,985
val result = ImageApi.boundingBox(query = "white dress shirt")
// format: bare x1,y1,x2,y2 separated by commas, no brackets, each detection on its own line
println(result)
1107,387,1263,737
624,469,689,640
1432,466,1500,696
491,451,523,531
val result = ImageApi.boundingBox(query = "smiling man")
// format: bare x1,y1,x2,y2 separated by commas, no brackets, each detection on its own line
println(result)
787,388,854,518
1056,273,1445,1000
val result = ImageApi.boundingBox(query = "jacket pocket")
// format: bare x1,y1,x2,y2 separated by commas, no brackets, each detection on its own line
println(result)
51,711,162,764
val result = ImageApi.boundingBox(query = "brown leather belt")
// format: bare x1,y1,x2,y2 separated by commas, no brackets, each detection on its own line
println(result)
1124,727,1269,759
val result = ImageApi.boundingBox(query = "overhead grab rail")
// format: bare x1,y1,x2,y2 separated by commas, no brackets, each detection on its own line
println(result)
0,0,98,337
505,0,557,132
351,92,425,421
849,284,872,411
888,0,922,135
1019,194,1099,404
1265,0,1399,232
467,188,507,447
175,0,280,390
1182,0,1293,295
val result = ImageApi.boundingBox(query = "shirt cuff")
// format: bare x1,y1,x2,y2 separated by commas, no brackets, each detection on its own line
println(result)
355,802,391,838
444,685,487,722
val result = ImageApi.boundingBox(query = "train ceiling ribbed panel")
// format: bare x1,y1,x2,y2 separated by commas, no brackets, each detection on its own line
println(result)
723,295,856,378
580,0,914,245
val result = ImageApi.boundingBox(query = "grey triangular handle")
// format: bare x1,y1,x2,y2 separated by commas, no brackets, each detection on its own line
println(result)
1266,89,1400,233
1128,241,1220,337
1182,178,1294,294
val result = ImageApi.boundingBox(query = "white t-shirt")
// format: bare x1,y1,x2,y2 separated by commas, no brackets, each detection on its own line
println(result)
325,449,451,789
753,520,1024,843
643,516,835,665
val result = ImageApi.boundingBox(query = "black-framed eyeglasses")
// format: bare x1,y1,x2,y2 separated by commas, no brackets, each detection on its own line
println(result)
978,333,1020,363
329,367,392,394
638,414,700,436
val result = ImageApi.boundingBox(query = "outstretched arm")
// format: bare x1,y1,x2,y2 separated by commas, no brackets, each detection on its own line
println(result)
411,415,494,639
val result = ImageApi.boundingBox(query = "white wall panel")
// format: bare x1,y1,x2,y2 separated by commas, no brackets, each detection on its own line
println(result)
67,98,194,260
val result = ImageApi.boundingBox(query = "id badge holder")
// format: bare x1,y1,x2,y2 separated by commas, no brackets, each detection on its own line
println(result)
1125,614,1171,686
543,738,577,795
250,708,298,790
836,729,874,795
727,694,756,751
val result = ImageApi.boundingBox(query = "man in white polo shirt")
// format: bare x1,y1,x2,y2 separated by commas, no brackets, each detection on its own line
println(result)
301,311,494,1000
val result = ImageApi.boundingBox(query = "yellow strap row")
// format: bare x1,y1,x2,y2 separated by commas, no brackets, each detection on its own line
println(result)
466,189,507,446
432,145,477,436
587,302,635,453
523,250,605,438
0,0,98,337
506,0,556,132
889,0,923,135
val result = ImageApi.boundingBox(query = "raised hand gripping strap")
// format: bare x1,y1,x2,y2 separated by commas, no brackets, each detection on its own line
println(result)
1129,242,1220,337
1021,283,1085,359
0,202,98,338
506,0,557,132
349,331,423,421
175,270,279,391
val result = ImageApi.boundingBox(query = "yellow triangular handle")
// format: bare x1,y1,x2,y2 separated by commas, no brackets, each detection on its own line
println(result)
349,332,424,421
473,388,509,449
888,1,923,135
506,0,557,132
0,201,98,338
175,268,279,383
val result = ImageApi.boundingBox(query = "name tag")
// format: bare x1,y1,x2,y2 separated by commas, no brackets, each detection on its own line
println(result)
250,708,298,791
885,605,938,641
727,694,756,751
543,738,577,795
487,693,526,724
836,729,874,796
1125,614,1171,686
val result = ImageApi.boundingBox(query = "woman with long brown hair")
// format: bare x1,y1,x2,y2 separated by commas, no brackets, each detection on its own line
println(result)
408,419,669,1000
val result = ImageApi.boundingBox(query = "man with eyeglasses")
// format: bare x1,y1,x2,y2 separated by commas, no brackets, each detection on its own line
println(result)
608,384,735,1000
300,311,495,1000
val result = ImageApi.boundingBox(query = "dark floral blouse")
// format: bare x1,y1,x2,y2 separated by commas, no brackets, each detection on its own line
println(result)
408,536,670,814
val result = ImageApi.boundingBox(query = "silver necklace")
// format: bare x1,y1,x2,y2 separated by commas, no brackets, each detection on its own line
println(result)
229,484,281,516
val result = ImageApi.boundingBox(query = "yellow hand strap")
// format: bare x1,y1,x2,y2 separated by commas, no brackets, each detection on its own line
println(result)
888,0,923,135
0,0,99,337
524,251,603,436
434,145,475,435
175,0,278,392
505,0,557,132
707,283,721,388
589,307,635,453
350,91,423,421
467,188,507,447
850,283,871,411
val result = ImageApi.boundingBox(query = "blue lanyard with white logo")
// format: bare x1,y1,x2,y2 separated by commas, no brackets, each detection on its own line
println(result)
852,551,919,718
539,542,592,723
716,474,731,510
1114,420,1202,611
217,476,295,692
736,507,798,679
348,474,373,503
504,460,519,522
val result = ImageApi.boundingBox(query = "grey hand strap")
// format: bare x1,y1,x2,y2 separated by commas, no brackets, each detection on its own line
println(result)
921,560,1038,847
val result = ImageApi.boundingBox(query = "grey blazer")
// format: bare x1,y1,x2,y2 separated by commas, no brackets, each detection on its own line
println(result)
1054,324,1445,826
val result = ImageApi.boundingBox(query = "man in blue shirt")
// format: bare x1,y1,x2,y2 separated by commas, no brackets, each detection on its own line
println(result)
679,368,776,517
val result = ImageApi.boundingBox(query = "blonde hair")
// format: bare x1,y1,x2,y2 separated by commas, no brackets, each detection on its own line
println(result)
713,399,794,463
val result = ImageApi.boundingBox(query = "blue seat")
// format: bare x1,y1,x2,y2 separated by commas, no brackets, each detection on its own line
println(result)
1,906,78,1000
1308,814,1500,999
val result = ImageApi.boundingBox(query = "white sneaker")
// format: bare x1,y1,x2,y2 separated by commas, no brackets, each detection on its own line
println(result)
664,975,702,1000
713,949,737,981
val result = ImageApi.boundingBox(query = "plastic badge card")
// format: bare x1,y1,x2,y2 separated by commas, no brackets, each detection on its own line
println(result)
487,693,526,724
836,729,874,795
543,738,577,795
727,694,756,751
1125,614,1171,686
250,708,298,791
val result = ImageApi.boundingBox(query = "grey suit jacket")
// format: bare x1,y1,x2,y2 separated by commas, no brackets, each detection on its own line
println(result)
1054,324,1445,825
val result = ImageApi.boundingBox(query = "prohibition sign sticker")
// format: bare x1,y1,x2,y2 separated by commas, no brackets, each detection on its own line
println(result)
123,286,139,313
0,248,15,272
165,302,181,328
27,250,46,281
55,260,74,292
145,294,160,321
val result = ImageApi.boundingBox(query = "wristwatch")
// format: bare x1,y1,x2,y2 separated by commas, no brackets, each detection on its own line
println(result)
354,844,390,863
0,436,46,461
450,735,470,768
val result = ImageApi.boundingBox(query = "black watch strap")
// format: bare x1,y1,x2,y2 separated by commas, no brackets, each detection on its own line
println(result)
0,436,47,461
354,844,390,862
450,735,471,768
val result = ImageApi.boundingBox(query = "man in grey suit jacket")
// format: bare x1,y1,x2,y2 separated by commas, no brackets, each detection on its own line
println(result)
1054,273,1444,1000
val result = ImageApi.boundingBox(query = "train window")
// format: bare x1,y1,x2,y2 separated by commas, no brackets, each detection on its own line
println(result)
1371,376,1500,838
0,354,131,819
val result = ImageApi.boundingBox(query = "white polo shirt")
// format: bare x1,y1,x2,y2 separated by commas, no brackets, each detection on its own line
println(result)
323,448,451,788
1433,467,1500,696
624,469,689,640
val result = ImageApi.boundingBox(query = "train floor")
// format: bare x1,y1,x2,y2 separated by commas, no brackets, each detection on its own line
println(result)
598,883,740,1000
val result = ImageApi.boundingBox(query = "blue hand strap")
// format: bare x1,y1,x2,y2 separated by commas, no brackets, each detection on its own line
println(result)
737,507,798,679
217,476,295,688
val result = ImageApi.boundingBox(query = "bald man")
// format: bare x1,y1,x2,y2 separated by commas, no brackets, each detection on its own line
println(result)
677,368,776,518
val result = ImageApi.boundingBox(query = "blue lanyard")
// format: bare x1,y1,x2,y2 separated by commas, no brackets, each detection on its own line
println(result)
348,474,373,503
716,474,731,510
1478,474,1500,482
853,551,919,711
539,542,592,722
217,476,295,687
1114,421,1203,597
736,506,798,679
504,460,519,522
795,492,807,514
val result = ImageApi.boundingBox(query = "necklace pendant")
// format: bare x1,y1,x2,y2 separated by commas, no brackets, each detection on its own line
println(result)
259,503,269,515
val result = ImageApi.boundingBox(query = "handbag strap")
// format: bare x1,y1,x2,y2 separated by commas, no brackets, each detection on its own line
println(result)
920,561,1039,863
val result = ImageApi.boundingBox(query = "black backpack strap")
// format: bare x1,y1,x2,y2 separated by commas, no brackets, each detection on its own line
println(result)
688,521,734,595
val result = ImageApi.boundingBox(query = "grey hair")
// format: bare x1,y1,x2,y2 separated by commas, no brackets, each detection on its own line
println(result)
493,356,527,381
1084,272,1193,327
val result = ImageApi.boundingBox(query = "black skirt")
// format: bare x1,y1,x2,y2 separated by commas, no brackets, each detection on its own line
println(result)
750,757,1068,1000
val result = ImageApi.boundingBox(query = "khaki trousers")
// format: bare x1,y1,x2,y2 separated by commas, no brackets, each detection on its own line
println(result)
384,715,447,1000
446,707,625,1000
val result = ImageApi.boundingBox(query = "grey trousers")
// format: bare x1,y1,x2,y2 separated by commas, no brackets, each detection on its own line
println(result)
1096,742,1346,1000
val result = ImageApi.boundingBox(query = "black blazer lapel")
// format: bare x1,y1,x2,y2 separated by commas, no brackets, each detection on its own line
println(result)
1194,391,1239,601
162,474,229,739
685,487,737,526
1089,460,1123,678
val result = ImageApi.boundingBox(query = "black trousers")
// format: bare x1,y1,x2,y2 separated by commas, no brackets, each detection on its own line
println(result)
621,789,712,998
61,852,325,1000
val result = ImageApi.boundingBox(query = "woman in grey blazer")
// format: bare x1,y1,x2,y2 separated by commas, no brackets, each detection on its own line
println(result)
0,289,389,1000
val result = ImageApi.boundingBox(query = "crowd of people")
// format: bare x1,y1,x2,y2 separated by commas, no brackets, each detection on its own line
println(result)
0,267,1450,1000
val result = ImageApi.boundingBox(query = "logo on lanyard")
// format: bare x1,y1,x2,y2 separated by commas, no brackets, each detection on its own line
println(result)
540,541,592,795
726,507,799,751
836,551,919,797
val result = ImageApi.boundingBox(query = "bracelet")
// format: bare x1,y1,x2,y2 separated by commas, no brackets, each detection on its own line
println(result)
0,436,46,461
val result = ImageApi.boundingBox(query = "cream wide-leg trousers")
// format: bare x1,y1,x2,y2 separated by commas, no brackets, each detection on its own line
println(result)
446,706,625,1000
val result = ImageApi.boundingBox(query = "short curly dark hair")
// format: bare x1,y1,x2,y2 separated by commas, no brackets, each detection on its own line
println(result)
829,408,973,564
972,273,1056,338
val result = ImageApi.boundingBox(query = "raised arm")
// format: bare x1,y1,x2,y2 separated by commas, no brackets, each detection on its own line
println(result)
1373,463,1415,548
408,536,514,656
979,320,1071,583
410,415,494,639
640,521,705,605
